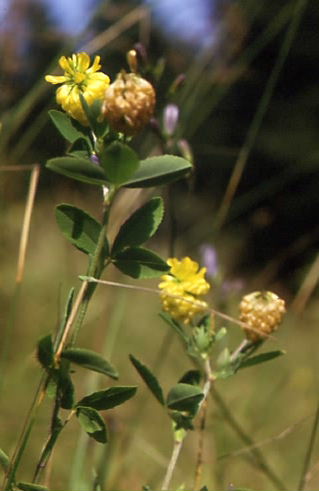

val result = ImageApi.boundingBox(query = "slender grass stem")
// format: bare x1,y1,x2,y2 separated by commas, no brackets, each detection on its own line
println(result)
215,0,309,230
0,164,40,395
178,3,294,141
211,386,287,490
2,372,48,490
15,164,41,283
297,401,319,491
291,252,319,314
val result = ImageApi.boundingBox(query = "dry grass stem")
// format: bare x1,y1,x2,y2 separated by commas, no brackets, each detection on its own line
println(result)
15,164,41,283
82,6,149,54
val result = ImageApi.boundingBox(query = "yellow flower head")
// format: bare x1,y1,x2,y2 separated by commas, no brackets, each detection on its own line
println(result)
45,52,110,126
159,257,210,325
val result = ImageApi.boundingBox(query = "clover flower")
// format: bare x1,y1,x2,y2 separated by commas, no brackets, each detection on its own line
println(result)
102,70,155,135
159,257,210,325
239,291,286,342
45,52,110,126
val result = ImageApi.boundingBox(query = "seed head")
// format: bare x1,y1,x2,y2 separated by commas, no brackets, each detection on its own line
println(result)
239,291,286,342
102,71,156,135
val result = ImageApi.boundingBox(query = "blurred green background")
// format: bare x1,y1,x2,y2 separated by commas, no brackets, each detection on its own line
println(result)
1,0,319,489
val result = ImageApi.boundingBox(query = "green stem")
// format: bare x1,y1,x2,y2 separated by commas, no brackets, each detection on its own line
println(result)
32,420,64,484
70,187,116,345
6,187,117,489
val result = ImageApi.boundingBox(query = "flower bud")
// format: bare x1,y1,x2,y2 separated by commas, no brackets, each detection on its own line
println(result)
163,103,179,136
177,139,193,163
126,49,138,73
239,291,286,342
102,71,156,135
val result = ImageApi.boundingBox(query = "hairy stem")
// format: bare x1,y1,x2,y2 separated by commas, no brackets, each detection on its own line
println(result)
161,438,184,491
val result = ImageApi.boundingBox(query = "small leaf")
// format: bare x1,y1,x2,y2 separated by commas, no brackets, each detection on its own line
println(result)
57,360,74,409
17,483,49,491
52,287,75,352
76,406,108,443
159,312,188,342
215,327,227,342
0,447,9,472
46,378,57,399
178,370,201,386
100,141,139,185
123,155,192,188
113,246,169,279
62,348,118,379
217,347,231,368
214,367,235,380
67,136,92,159
166,383,204,413
49,109,86,143
170,411,194,431
68,149,91,160
46,157,108,186
111,197,164,255
55,204,108,257
129,354,165,405
36,334,54,370
79,95,107,136
76,386,137,410
238,350,285,370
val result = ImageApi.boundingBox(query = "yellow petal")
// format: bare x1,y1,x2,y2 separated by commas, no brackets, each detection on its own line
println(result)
88,72,110,83
45,75,67,84
59,56,72,73
87,55,101,73
56,84,72,106
75,52,91,72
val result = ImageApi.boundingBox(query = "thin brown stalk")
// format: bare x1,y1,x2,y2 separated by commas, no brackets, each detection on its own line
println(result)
193,400,207,491
16,164,41,283
193,358,215,489
54,280,88,359
82,6,148,54
86,276,277,340
220,415,309,459
211,386,287,490
291,252,319,314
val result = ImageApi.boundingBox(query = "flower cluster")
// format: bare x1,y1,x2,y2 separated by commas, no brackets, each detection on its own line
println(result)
159,257,210,325
45,52,110,125
239,291,286,342
45,52,155,134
